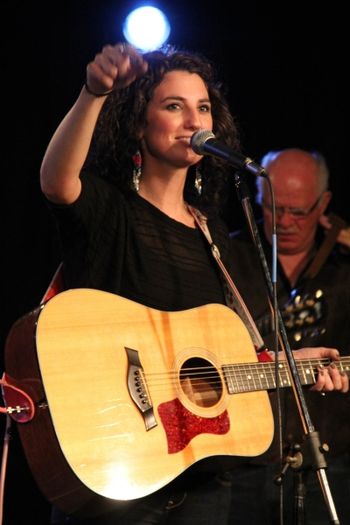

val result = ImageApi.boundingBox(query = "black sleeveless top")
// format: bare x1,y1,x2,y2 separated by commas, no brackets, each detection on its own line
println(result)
49,173,233,312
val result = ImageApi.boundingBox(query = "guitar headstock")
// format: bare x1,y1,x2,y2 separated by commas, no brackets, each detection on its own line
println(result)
256,288,327,344
282,288,326,343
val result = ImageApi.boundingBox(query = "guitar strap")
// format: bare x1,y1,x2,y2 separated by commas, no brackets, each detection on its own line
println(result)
303,213,347,280
187,205,266,351
40,262,65,304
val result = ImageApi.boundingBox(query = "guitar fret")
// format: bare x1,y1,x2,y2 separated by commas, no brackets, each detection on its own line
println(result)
302,360,315,385
250,363,264,391
224,365,237,394
278,363,290,387
241,365,251,391
236,366,245,392
338,358,350,374
238,366,247,392
266,364,275,389
299,361,307,384
257,367,263,390
237,366,245,391
338,359,350,375
242,367,250,390
223,357,350,396
223,365,240,394
241,364,251,391
277,365,284,387
252,363,261,390
252,364,261,390
258,364,270,390
234,365,242,393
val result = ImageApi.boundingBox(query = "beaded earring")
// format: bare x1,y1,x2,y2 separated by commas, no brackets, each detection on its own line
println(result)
132,150,142,192
194,165,202,195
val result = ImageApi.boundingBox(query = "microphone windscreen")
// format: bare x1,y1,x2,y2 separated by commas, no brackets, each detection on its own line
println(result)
190,129,215,154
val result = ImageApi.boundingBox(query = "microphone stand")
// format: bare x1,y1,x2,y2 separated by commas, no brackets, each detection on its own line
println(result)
233,170,340,525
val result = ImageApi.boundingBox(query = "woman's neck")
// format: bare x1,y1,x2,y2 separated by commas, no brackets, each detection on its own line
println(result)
138,169,196,227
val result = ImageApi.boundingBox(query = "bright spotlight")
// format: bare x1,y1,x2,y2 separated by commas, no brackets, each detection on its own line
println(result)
123,6,171,52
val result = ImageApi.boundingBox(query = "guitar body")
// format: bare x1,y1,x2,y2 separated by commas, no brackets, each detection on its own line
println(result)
5,289,273,517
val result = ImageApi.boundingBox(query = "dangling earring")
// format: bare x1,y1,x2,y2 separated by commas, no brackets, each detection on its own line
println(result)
194,165,202,195
132,150,142,192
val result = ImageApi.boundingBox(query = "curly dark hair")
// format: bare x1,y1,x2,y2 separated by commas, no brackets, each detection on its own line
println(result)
85,46,240,209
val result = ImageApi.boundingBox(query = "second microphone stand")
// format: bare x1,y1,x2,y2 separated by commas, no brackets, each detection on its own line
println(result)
233,171,340,525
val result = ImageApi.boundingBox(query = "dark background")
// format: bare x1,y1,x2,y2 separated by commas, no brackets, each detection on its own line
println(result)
1,1,347,523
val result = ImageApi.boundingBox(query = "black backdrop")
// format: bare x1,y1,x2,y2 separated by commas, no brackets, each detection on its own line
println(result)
1,1,347,523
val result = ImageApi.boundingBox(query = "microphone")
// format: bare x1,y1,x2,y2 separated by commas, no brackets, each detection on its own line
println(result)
190,129,267,177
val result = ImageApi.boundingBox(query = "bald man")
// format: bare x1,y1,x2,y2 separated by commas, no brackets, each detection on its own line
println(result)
228,148,350,525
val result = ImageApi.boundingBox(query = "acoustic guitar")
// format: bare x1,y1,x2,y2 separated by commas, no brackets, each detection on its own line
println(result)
4,289,350,517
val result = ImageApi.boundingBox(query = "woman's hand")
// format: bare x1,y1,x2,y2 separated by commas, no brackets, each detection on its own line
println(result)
293,347,349,393
86,42,148,95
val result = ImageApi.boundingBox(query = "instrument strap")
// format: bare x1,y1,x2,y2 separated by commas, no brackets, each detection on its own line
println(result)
303,213,347,279
188,205,266,350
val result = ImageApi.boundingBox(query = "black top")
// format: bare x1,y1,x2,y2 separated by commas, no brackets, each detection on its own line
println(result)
50,173,231,311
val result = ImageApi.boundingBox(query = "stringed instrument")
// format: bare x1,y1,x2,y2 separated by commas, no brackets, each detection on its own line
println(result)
256,288,326,342
4,289,350,517
257,213,347,342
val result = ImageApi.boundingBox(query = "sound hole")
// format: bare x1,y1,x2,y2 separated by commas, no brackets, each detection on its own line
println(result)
179,357,222,408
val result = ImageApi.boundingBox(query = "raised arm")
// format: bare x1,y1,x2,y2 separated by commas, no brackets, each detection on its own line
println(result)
40,43,147,204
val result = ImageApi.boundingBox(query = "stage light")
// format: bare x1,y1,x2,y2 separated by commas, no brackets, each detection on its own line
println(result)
122,6,171,52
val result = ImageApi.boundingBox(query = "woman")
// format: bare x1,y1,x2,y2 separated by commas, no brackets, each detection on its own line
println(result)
40,42,347,525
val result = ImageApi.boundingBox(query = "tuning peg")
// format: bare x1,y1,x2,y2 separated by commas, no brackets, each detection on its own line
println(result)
305,298,315,307
305,316,315,324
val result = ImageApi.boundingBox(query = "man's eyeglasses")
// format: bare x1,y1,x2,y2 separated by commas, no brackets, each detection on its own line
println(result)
262,194,324,219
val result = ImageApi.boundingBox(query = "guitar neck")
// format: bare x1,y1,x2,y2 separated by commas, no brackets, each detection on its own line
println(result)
223,356,350,395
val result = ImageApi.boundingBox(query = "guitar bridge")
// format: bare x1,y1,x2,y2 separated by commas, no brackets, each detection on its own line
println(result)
125,347,157,431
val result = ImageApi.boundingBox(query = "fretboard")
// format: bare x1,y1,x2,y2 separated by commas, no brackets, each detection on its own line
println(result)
223,357,350,395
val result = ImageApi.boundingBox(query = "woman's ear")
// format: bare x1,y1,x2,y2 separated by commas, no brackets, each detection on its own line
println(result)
137,127,144,141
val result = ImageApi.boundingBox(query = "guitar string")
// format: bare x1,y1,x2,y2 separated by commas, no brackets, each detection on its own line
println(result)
143,358,350,380
143,358,350,382
141,358,350,392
